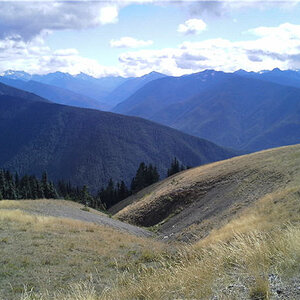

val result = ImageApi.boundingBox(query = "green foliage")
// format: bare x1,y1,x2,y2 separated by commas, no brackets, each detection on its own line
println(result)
98,178,131,209
0,169,58,200
0,90,234,194
97,162,160,209
131,162,160,193
167,157,187,177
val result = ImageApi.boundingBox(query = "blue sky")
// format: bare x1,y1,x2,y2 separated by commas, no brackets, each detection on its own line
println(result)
1,1,300,77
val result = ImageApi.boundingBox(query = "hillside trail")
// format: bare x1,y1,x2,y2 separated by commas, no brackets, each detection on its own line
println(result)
1,199,154,238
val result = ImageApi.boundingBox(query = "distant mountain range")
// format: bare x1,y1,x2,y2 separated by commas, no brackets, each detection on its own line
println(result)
0,70,167,110
113,69,300,152
2,68,300,153
0,70,128,110
235,68,300,89
0,77,109,110
0,82,234,192
102,71,166,107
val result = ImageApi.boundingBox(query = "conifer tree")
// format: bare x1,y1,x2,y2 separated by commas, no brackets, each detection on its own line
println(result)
118,180,130,200
167,157,186,177
80,185,93,206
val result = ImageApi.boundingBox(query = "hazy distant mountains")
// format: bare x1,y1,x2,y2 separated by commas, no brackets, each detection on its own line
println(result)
102,71,166,107
2,68,300,152
0,77,109,110
113,70,229,119
235,68,300,89
0,82,234,192
113,69,300,152
0,70,166,110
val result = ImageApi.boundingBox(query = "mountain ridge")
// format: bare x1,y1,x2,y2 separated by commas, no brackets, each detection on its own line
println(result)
113,70,300,151
0,84,235,192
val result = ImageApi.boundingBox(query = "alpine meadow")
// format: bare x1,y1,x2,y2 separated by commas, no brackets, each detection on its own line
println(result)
0,1,300,300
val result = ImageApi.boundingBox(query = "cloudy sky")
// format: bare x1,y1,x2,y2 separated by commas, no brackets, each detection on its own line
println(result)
1,0,300,77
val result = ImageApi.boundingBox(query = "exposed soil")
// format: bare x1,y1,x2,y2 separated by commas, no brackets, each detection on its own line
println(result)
1,200,153,238
112,144,300,242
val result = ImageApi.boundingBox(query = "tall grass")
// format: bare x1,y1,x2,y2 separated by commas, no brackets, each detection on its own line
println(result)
17,186,300,300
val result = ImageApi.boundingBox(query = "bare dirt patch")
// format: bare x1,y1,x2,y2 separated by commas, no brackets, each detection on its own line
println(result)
113,144,300,242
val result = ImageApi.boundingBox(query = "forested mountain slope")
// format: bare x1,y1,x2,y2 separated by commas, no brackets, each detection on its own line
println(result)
0,86,234,192
113,71,300,151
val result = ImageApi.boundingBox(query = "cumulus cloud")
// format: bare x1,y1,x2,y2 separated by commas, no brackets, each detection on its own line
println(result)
183,0,300,17
118,23,300,76
110,37,153,48
0,1,120,41
3,21,299,77
177,18,207,35
0,35,120,77
99,5,119,24
1,1,300,77
0,1,298,42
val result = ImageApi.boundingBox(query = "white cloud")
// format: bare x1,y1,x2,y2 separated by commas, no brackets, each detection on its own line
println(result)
0,35,120,77
99,5,119,24
177,19,207,35
110,37,153,48
53,49,79,56
118,23,300,76
0,2,120,41
0,1,298,42
2,22,300,78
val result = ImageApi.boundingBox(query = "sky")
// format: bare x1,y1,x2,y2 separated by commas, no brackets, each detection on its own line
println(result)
1,0,300,77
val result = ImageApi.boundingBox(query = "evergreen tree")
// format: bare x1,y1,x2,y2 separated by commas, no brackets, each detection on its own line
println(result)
41,172,50,198
131,162,147,192
80,185,93,206
93,192,105,210
0,170,7,199
118,180,130,201
167,157,186,177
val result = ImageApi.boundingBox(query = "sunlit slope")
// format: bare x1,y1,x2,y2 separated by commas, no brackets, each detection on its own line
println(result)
0,200,164,300
113,144,300,241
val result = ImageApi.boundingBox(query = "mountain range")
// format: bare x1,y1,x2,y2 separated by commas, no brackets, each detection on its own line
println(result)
2,68,300,153
113,69,300,152
102,71,166,107
0,70,167,110
0,77,108,110
0,82,234,192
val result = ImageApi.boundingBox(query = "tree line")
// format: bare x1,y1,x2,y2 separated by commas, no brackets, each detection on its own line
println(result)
0,157,189,210
0,170,58,200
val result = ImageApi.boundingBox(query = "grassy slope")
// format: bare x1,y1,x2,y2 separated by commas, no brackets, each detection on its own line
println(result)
0,200,165,300
103,186,300,300
113,144,300,242
1,145,300,299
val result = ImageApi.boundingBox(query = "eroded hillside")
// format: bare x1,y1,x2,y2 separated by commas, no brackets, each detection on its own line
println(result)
113,144,300,242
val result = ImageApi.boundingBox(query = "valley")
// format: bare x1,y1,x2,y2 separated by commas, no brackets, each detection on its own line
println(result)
0,82,234,192
1,144,300,299
2,2,300,300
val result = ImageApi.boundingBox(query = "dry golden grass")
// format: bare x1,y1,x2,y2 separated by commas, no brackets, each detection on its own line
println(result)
97,186,300,300
2,145,300,299
114,144,300,243
0,205,165,300
0,199,106,216
14,185,300,300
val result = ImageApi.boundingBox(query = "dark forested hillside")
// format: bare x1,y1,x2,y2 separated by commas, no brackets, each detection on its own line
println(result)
113,71,300,151
0,86,234,192
113,70,230,118
0,81,48,103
